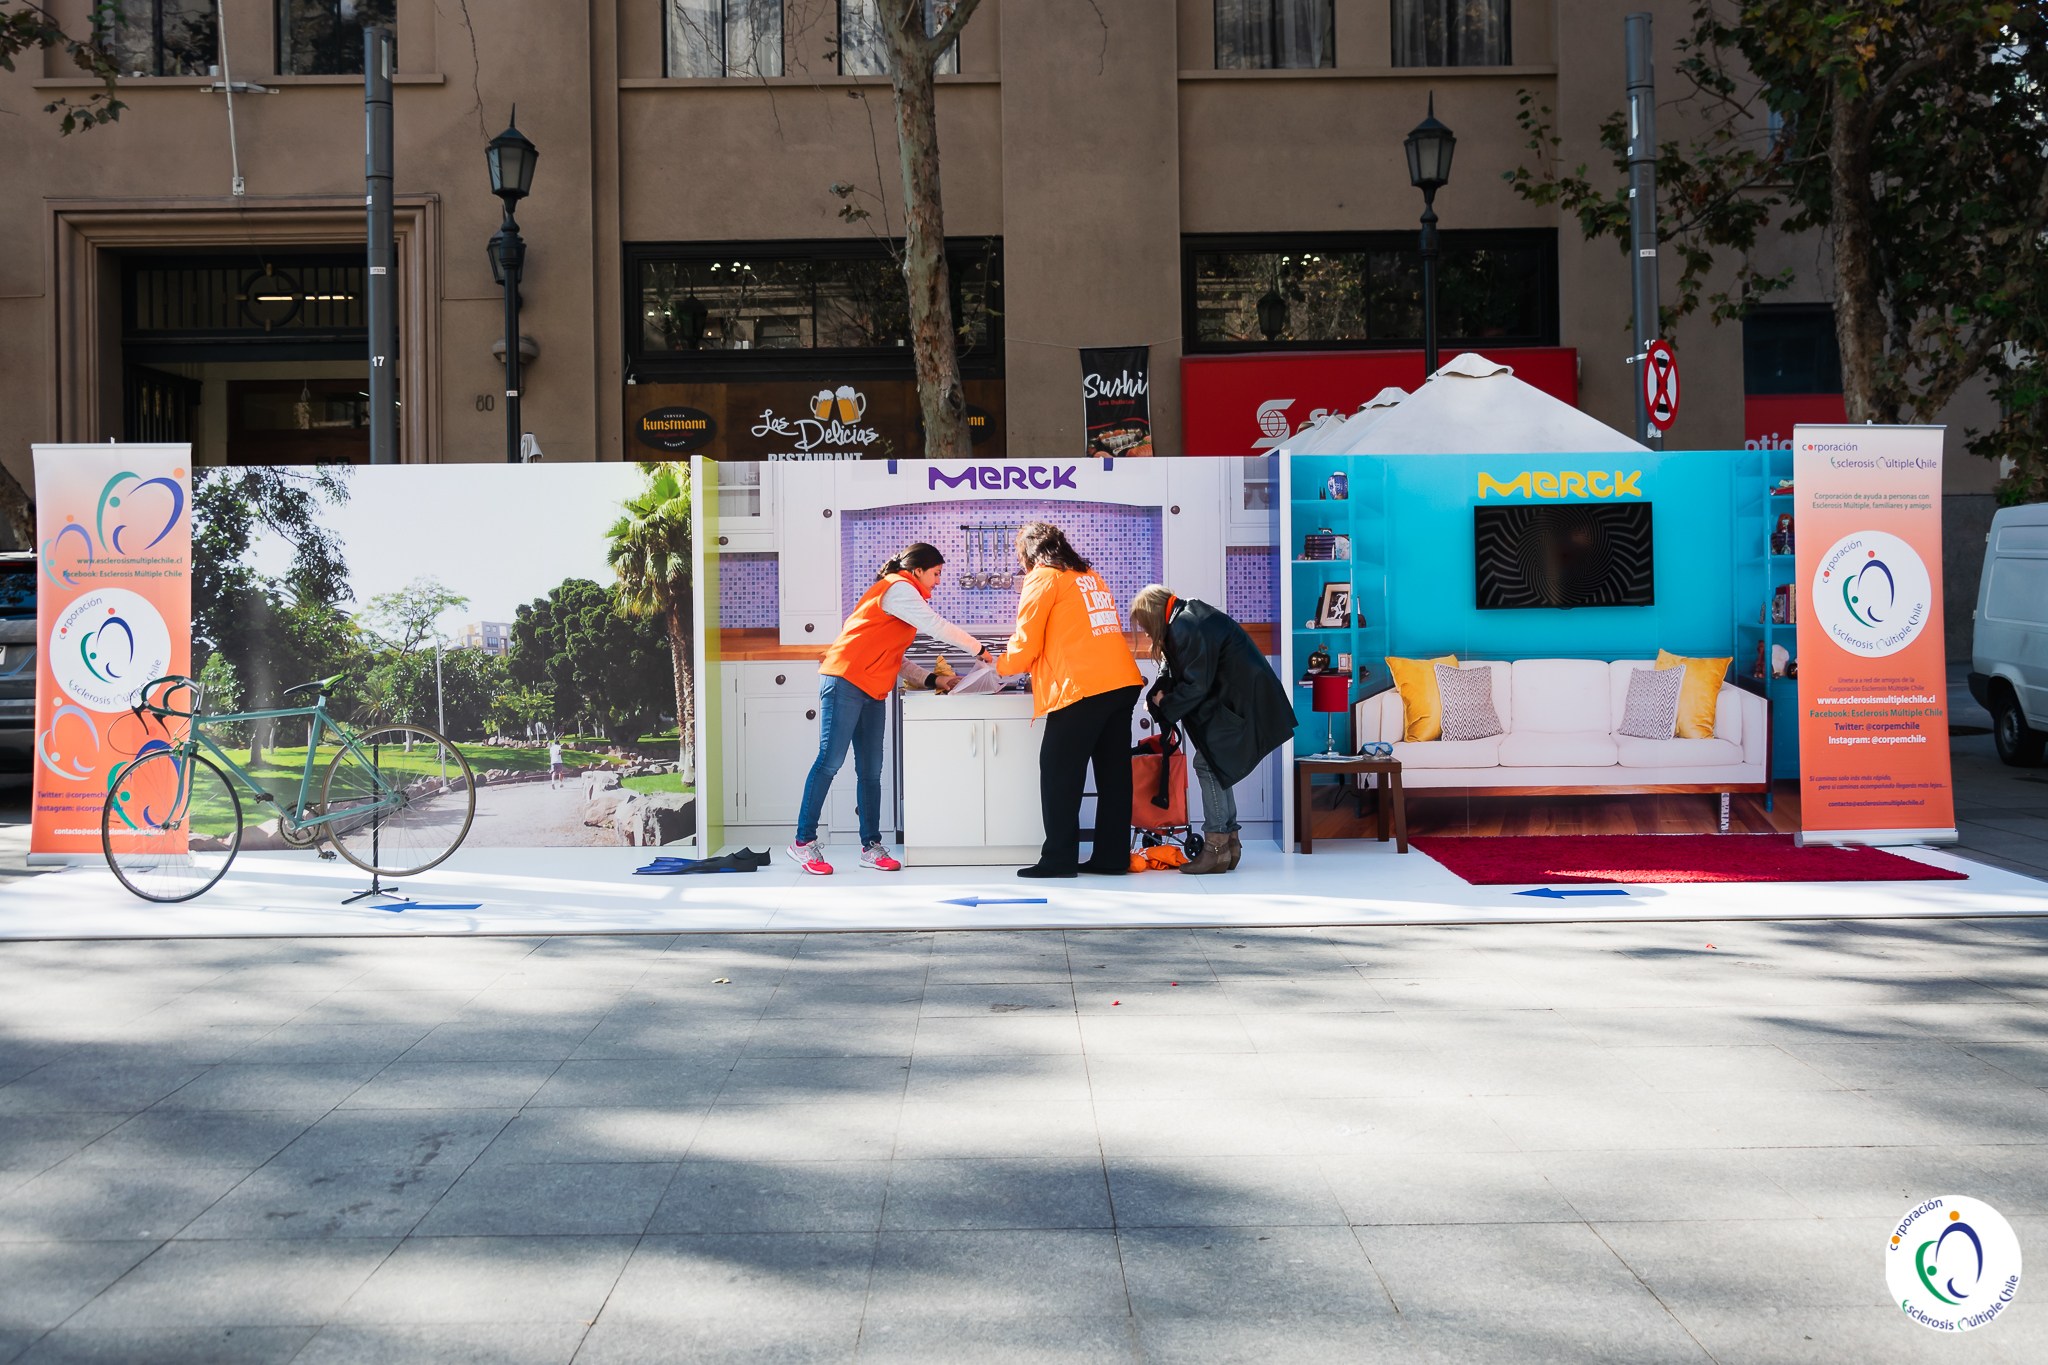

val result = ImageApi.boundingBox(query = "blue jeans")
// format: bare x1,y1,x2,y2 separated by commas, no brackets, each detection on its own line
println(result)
795,674,886,846
1194,749,1239,835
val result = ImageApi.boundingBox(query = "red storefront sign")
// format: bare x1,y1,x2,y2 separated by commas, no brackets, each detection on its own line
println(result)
1743,393,1848,451
1180,347,1580,456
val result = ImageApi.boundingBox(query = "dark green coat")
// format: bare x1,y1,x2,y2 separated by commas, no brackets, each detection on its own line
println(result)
1147,597,1297,789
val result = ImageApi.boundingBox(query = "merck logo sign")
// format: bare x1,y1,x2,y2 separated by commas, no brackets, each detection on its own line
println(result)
1477,469,1644,499
929,465,1079,492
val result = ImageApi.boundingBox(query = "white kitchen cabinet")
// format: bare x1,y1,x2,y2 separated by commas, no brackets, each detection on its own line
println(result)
775,472,842,645
709,461,776,552
719,661,892,844
901,693,1044,864
1225,455,1279,543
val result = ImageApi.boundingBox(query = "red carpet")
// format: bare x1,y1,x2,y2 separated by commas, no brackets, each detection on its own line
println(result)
1412,834,1968,886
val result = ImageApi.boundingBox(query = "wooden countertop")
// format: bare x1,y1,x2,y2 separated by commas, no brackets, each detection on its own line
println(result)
717,623,1280,661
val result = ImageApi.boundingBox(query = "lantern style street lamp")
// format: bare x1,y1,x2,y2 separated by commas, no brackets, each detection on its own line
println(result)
1403,94,1456,377
486,112,538,463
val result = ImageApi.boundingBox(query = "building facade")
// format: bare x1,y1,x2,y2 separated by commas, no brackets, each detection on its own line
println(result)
0,2,1996,508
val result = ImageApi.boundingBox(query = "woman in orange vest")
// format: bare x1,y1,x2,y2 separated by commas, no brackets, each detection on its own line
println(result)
788,542,992,876
996,521,1144,878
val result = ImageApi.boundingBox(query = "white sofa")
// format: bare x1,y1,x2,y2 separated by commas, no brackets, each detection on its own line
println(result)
1352,658,1769,821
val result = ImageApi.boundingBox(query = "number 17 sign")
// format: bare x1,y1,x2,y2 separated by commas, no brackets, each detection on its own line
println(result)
1643,339,1680,431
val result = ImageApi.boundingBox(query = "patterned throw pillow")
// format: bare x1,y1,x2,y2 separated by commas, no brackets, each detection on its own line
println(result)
1618,665,1684,739
1433,664,1504,742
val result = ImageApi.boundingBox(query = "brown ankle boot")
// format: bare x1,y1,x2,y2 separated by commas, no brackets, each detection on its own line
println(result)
1180,832,1232,875
1223,832,1242,871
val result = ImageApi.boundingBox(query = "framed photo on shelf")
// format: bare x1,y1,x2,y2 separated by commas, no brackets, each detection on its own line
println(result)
1315,581,1352,629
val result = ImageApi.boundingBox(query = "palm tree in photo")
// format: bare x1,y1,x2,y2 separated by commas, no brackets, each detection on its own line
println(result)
606,462,694,771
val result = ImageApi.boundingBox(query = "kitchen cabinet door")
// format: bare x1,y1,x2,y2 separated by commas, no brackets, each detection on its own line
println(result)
719,665,747,826
709,461,775,551
733,691,825,828
776,471,841,645
903,718,987,850
1225,455,1279,542
981,717,1045,850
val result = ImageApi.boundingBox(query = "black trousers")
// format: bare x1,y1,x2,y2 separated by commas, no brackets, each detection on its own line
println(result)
1036,684,1141,872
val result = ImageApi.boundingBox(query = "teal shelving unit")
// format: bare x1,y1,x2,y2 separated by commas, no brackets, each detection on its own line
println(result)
1732,447,1799,780
1282,455,1387,754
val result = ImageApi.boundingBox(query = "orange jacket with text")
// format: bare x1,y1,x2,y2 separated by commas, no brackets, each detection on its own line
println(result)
819,573,923,700
997,566,1142,717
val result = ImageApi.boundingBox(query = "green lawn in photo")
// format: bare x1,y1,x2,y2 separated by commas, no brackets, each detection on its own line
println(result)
620,772,692,796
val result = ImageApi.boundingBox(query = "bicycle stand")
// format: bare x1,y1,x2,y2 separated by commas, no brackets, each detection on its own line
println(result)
339,793,411,907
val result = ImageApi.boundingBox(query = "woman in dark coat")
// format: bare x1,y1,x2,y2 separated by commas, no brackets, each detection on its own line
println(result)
1129,585,1297,874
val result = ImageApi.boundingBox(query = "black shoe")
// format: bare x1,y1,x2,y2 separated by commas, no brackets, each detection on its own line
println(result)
1078,859,1129,876
1017,864,1077,879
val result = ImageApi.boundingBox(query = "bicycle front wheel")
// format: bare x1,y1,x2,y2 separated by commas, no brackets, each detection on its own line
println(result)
321,725,476,876
102,749,243,902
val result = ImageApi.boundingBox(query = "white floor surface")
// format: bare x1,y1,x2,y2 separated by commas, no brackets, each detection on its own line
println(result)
2,838,2043,939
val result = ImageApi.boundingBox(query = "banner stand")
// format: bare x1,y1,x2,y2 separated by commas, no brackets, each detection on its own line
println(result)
1791,424,1958,847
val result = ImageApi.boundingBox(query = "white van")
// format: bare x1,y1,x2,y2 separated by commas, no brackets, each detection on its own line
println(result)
1970,503,2048,765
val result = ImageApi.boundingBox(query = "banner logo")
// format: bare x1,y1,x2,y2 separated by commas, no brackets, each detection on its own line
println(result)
928,465,1078,492
635,406,717,453
1812,530,1931,657
1250,399,1295,452
751,385,881,454
49,588,171,713
1476,470,1644,499
1888,1197,2022,1333
42,469,187,589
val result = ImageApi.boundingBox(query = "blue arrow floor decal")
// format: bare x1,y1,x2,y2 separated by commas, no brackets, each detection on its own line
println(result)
941,896,1049,908
1515,887,1631,900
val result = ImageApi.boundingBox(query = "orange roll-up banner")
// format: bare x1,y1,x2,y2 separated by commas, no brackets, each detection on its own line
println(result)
31,446,193,858
1792,424,1956,845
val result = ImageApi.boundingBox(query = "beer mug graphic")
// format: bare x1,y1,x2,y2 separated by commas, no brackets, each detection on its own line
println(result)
810,390,836,421
834,385,867,424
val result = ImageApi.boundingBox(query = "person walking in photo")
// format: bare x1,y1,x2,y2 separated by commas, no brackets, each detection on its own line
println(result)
1129,585,1297,874
548,738,565,789
788,543,993,876
996,522,1144,878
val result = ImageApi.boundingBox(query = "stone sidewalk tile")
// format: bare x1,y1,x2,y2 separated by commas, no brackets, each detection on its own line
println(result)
62,1112,322,1171
1084,1053,1277,1103
1233,1011,1422,1053
1117,1225,1396,1320
0,1166,247,1242
227,1024,436,1067
65,1238,400,1328
906,1016,1084,1056
0,1241,161,1332
1355,1222,1664,1316
1290,1096,1520,1157
1669,1305,2026,1365
339,1063,557,1111
0,1115,131,1174
903,1054,1090,1105
859,1314,1136,1363
1766,1037,2020,1090
10,1325,318,1363
567,1013,761,1062
522,1060,730,1109
1473,1091,1720,1153
880,1159,1113,1231
649,1159,891,1235
468,1107,705,1166
1130,1314,1407,1365
1534,1149,1810,1223
1594,1218,1896,1311
1319,1152,1576,1227
336,1235,636,1325
1076,1016,1258,1056
1092,1100,1313,1160
175,1163,461,1240
395,1021,602,1063
1107,1157,1347,1229
574,1317,859,1363
415,1161,674,1237
716,1056,911,1105
1960,1040,2048,1088
740,1015,921,1059
1397,1306,1714,1365
1746,1145,1963,1220
267,1109,514,1172
1072,982,1237,1017
598,1232,876,1324
890,1101,1101,1161
759,984,929,1017
293,1322,589,1365
864,1229,1127,1321
690,1102,903,1162
1253,1050,1463,1100
150,1063,382,1113
0,1063,208,1115
291,992,482,1028
915,983,1075,1017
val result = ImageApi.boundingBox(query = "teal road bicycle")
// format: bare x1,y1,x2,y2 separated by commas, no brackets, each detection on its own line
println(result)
101,674,477,903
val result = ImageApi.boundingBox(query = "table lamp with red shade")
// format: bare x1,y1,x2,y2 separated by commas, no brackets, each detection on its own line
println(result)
1310,672,1350,756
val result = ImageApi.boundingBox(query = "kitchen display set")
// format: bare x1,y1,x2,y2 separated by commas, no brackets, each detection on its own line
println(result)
693,457,1284,863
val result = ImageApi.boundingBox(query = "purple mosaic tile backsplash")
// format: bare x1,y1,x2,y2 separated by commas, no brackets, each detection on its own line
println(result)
840,500,1162,629
1226,546,1276,624
718,552,778,628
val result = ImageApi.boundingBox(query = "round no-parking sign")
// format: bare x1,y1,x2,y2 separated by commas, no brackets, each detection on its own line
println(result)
1643,339,1680,430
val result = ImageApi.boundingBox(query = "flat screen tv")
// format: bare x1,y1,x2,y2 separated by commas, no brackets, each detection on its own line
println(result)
1474,503,1654,609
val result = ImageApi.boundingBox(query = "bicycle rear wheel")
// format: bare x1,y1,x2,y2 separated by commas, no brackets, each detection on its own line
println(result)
321,724,476,876
102,749,243,902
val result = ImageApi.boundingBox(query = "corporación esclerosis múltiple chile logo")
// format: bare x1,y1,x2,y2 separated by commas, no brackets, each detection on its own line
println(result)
40,468,186,591
1887,1196,2023,1333
41,588,173,785
1811,529,1932,658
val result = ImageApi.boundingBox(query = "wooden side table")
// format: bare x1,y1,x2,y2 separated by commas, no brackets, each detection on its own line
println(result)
1294,756,1406,854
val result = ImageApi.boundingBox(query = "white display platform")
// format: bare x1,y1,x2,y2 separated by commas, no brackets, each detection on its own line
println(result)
0,842,2039,940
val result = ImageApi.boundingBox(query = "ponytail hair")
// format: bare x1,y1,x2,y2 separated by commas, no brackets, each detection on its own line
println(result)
876,541,944,583
1014,521,1091,573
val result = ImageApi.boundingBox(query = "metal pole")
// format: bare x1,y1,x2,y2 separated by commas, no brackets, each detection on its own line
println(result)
502,214,524,462
1420,188,1440,377
364,27,398,463
1626,12,1661,444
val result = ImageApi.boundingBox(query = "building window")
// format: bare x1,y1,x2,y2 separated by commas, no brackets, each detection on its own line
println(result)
278,0,395,75
1215,0,1333,70
838,0,959,76
1184,232,1557,352
104,1,217,76
1392,0,1509,67
1743,305,1842,395
666,0,782,77
626,240,1001,378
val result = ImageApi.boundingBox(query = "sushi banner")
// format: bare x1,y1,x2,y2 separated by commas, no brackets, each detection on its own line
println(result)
1081,347,1153,457
31,445,193,858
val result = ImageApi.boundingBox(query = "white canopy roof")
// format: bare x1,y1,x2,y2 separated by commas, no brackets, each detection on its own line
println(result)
1336,353,1646,454
1282,387,1407,454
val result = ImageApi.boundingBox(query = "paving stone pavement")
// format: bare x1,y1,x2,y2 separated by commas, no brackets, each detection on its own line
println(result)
1,919,2046,1363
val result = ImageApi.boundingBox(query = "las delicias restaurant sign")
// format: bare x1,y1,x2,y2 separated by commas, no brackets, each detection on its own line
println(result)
628,380,1005,460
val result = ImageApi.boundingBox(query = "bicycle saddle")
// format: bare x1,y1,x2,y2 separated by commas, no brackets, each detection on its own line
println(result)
282,673,345,700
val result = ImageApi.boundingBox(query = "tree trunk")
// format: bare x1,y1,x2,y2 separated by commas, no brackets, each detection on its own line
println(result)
886,8,970,458
665,594,695,774
1827,94,1898,424
0,463,33,550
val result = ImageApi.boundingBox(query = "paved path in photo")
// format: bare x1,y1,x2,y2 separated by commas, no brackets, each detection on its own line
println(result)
462,779,617,849
0,916,2043,1362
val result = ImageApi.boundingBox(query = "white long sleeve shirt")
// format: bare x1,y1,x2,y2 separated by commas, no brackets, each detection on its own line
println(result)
881,580,986,688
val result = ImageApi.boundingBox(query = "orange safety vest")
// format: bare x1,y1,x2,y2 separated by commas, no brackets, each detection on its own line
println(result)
820,573,926,700
996,567,1142,716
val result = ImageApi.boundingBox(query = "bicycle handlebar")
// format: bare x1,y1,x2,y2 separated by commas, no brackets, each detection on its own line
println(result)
134,674,204,720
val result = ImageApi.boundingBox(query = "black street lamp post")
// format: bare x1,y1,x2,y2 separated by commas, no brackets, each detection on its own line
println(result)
486,112,538,463
1403,94,1456,378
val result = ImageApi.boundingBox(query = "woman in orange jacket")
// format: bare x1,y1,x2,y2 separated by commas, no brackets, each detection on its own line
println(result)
996,521,1144,878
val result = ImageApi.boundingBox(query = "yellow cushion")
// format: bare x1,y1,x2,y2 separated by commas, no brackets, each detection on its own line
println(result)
1655,650,1732,739
1385,655,1460,742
